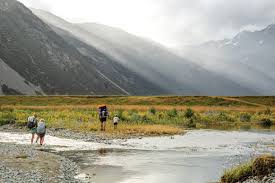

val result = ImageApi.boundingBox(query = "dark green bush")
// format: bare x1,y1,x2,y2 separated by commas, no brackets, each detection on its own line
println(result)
149,107,156,115
240,113,251,122
260,118,272,127
167,108,178,118
185,108,195,119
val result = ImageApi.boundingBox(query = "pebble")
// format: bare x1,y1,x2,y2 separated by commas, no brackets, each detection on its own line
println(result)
0,143,81,183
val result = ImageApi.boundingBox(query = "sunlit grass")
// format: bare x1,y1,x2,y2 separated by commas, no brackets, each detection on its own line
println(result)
0,96,274,136
221,161,253,183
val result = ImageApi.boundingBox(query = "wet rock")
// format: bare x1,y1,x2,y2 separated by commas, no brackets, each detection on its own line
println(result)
252,156,275,177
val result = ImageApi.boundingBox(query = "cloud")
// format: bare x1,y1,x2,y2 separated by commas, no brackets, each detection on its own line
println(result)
18,0,52,11
18,0,275,47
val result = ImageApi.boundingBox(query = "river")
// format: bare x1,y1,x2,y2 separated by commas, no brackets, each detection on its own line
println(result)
0,130,274,183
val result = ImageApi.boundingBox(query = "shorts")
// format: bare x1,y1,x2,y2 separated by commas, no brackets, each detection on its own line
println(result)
114,122,118,125
30,128,37,134
100,118,107,123
37,133,45,138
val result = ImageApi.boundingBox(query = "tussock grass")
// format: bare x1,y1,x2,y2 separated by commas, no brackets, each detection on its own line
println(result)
221,161,253,183
221,155,275,183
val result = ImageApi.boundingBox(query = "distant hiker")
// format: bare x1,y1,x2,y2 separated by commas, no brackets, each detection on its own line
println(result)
27,114,38,144
98,105,109,131
36,119,46,145
113,115,119,130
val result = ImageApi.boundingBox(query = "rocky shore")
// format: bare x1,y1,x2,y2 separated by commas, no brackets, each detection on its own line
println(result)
242,173,275,183
0,143,80,183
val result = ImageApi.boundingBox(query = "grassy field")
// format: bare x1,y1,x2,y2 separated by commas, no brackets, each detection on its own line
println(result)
0,96,274,136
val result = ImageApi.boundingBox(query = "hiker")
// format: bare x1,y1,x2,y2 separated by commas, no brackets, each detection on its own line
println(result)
98,105,109,131
113,115,119,130
36,119,46,145
27,114,38,144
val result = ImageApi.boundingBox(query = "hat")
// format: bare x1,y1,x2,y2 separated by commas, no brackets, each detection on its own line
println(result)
98,104,106,108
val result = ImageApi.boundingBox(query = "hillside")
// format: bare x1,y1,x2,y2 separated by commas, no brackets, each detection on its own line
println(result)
0,0,135,95
180,25,275,95
32,9,255,96
0,58,43,95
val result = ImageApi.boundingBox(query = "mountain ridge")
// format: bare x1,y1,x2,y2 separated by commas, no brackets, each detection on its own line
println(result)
32,8,255,96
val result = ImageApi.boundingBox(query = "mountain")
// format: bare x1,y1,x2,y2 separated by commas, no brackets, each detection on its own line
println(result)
180,25,275,95
0,58,43,95
32,9,255,96
0,0,166,95
50,25,168,95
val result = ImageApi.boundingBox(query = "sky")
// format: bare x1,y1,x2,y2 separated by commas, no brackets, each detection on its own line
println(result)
18,0,275,48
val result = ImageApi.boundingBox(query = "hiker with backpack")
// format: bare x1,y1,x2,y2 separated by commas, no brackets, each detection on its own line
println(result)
113,114,119,130
98,105,109,131
36,119,47,146
27,114,38,144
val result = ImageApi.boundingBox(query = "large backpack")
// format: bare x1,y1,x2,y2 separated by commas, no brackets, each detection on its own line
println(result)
99,107,108,119
27,116,36,129
37,121,46,134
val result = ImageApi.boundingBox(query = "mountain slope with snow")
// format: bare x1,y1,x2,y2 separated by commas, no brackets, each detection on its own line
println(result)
180,25,275,95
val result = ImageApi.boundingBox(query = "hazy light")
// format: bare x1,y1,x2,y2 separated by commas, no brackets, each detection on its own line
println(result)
18,0,275,47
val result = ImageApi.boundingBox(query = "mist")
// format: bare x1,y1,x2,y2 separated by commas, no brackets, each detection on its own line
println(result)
18,0,275,48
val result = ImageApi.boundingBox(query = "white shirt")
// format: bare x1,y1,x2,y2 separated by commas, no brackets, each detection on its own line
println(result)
113,117,119,123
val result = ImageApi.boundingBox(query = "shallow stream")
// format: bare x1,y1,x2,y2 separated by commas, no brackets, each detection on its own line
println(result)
0,130,275,183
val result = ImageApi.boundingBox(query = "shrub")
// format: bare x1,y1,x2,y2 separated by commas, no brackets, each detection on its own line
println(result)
264,107,272,115
0,110,16,126
260,118,272,127
116,110,126,121
130,113,141,122
218,112,235,122
184,108,194,119
158,113,164,119
240,113,251,122
167,108,178,118
187,118,196,128
148,107,156,115
141,114,151,123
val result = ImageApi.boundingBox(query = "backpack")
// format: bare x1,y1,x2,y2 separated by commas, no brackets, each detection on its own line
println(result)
37,121,46,134
99,108,108,118
27,116,36,129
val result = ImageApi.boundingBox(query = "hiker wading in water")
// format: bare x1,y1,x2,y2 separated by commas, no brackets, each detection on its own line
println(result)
27,114,38,144
36,119,47,145
98,105,109,131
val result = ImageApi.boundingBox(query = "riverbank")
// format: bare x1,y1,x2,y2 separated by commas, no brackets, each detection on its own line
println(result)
0,143,80,183
221,156,275,183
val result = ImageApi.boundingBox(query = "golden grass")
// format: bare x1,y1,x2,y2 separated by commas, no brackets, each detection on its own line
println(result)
1,95,274,137
48,120,183,137
1,104,274,112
